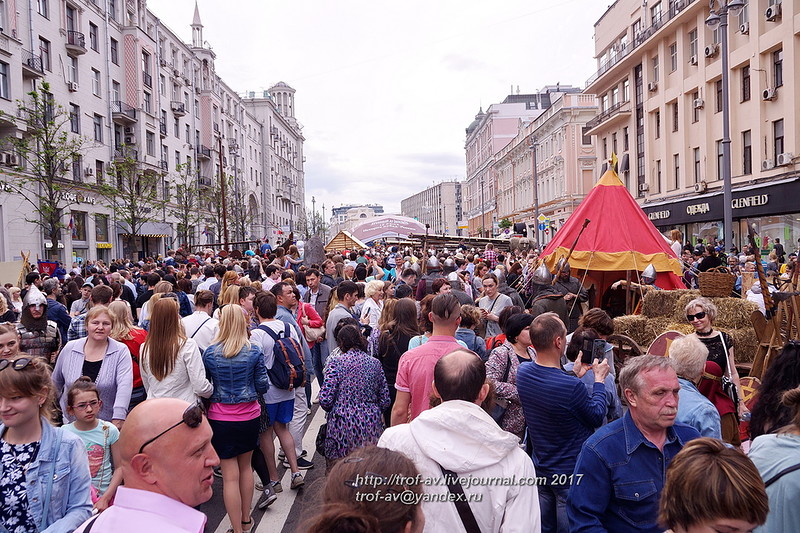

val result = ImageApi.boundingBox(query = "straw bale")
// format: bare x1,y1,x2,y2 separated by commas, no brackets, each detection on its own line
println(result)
613,315,649,347
641,289,700,318
724,327,758,363
671,293,759,329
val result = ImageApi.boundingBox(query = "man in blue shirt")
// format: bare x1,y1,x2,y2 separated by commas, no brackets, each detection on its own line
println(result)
517,312,610,533
669,335,722,439
567,355,701,533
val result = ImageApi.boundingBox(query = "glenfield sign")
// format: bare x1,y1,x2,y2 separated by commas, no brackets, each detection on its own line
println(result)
731,194,768,209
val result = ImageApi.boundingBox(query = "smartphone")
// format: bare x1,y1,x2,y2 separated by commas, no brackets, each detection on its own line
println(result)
581,338,607,365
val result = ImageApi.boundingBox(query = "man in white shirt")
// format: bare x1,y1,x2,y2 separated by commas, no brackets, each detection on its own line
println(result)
261,265,282,292
195,266,217,292
180,290,218,353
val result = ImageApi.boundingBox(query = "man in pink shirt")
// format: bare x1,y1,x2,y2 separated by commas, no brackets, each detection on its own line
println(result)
391,293,463,425
73,398,220,532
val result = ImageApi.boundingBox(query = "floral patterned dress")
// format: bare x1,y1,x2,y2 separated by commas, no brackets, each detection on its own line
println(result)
319,349,390,460
486,341,536,438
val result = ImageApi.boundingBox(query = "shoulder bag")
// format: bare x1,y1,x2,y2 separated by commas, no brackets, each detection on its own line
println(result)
719,333,740,418
490,354,511,424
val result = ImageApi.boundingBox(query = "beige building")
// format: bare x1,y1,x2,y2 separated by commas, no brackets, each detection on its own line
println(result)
400,180,462,236
494,93,599,247
586,0,799,250
328,204,385,235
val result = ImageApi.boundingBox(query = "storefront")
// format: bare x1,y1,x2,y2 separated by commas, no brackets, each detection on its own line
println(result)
642,178,800,254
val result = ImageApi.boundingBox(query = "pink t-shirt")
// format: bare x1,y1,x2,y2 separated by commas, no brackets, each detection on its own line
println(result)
208,400,260,422
394,336,464,421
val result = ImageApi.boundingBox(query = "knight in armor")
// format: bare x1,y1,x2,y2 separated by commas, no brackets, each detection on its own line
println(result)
529,264,569,325
16,285,62,364
553,260,589,333
415,255,445,301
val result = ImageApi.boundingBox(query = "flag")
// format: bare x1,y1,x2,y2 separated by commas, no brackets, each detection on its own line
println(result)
68,216,77,238
202,226,209,236
38,260,58,276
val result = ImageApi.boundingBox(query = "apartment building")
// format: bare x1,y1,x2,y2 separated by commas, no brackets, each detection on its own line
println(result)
0,0,304,262
400,180,462,236
586,0,798,250
329,204,385,235
494,92,599,247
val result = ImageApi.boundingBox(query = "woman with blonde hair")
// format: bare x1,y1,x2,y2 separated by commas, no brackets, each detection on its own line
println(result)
360,280,385,328
286,244,303,273
220,270,239,296
140,297,211,404
0,322,21,359
137,280,174,330
106,300,148,410
213,285,244,320
202,305,268,533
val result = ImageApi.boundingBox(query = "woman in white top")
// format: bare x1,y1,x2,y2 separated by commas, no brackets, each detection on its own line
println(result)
360,280,385,328
139,297,212,403
669,229,684,258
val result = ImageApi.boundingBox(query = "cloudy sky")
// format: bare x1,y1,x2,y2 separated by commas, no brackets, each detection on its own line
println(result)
149,0,610,215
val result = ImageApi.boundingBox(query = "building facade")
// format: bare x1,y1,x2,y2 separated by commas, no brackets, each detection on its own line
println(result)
328,204,385,235
585,0,798,251
400,180,462,235
494,92,598,247
0,0,304,263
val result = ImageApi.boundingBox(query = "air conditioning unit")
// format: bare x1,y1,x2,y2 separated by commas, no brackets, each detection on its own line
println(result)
194,87,200,94
67,81,78,92
124,135,135,144
777,152,793,166
704,44,719,58
762,159,776,171
740,22,750,34
173,68,180,77
123,126,134,135
689,55,698,66
765,3,781,21
693,98,705,109
159,58,167,67
694,180,708,193
762,87,777,101
4,153,18,166
639,183,649,193
647,81,658,92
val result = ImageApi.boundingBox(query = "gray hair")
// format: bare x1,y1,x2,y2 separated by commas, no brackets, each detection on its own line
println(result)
685,297,718,322
668,335,709,382
42,278,60,296
619,355,676,396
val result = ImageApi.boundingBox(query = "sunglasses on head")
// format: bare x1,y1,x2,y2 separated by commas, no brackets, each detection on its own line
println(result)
138,402,205,454
0,357,34,372
686,311,707,321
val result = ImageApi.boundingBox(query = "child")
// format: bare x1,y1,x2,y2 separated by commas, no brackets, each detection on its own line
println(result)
62,376,123,512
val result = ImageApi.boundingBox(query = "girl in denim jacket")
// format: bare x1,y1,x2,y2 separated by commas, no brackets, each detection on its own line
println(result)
0,356,92,533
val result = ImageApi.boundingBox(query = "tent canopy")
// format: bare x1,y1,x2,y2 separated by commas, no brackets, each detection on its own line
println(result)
542,168,683,288
325,231,367,252
350,215,426,243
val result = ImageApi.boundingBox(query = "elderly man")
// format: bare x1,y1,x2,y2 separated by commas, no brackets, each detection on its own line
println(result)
73,399,220,532
567,355,701,533
669,335,722,439
380,349,541,533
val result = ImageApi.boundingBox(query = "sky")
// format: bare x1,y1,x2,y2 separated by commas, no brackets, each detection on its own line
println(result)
149,0,611,216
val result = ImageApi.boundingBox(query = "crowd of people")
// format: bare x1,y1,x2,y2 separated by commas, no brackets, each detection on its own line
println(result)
0,238,798,533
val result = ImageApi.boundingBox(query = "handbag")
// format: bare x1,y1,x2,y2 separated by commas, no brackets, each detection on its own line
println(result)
719,333,741,418
490,354,511,424
315,422,328,458
300,304,326,343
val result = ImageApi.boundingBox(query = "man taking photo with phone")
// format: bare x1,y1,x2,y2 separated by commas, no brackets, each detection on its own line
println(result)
517,312,610,533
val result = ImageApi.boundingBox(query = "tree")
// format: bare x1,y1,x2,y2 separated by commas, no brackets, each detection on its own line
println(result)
0,82,89,259
499,218,513,230
297,208,327,241
169,163,209,248
99,149,165,258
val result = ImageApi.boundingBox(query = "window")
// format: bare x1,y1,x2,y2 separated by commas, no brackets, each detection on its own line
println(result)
108,0,116,21
622,79,630,102
173,118,179,137
72,155,82,182
194,99,199,116
612,132,618,154
623,127,629,151
91,69,100,96
742,130,752,175
95,214,108,242
93,114,102,142
89,23,98,51
581,126,591,145
716,140,723,180
159,75,166,96
741,65,751,101
773,49,783,87
688,28,698,59
65,5,76,31
669,42,677,72
673,154,680,189
110,38,118,65
146,131,155,156
185,124,190,143
601,94,609,112
693,147,701,183
95,160,104,185
112,81,120,103
691,90,700,123
654,110,661,138
651,2,662,25
672,102,679,132
71,211,86,241
774,119,784,163
69,104,80,133
738,0,749,26
175,150,180,169
655,160,662,193
68,56,78,83
652,55,659,82
715,80,723,113
602,138,608,160
37,0,48,18
0,61,8,100
39,37,51,71
143,91,151,114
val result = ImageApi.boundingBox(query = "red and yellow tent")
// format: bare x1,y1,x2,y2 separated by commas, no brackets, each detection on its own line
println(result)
542,166,683,291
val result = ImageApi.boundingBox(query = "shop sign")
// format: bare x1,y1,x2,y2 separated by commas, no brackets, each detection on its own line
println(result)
732,194,769,209
96,243,113,249
648,210,671,221
44,242,65,249
686,203,710,215
63,192,96,205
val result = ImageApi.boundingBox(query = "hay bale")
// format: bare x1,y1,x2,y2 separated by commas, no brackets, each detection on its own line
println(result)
713,299,760,330
613,315,649,347
725,327,759,364
642,289,701,318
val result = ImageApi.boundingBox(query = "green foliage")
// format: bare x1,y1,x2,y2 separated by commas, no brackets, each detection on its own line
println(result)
499,218,512,229
169,163,210,248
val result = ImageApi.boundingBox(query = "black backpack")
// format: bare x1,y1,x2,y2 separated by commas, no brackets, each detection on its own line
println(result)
258,324,306,390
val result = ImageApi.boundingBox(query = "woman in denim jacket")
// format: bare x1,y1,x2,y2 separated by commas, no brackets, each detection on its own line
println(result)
0,356,92,533
202,305,268,533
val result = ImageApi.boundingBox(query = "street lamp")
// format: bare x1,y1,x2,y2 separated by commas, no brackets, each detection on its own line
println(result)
529,139,541,249
283,176,295,233
706,0,745,250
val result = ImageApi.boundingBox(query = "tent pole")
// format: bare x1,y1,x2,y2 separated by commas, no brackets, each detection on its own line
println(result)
625,270,632,315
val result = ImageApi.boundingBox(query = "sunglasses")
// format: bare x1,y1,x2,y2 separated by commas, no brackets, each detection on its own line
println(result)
686,311,707,321
0,357,34,372
138,402,205,454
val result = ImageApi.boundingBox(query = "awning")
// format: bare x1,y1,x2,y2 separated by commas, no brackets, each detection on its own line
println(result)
120,233,167,238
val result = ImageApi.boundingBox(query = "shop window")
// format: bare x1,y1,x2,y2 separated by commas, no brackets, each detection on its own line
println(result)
72,211,87,241
95,214,108,242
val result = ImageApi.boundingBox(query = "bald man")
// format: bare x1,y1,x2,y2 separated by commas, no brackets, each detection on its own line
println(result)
73,398,219,532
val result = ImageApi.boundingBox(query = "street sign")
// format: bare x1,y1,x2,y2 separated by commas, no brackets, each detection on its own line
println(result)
538,214,546,222
538,223,546,231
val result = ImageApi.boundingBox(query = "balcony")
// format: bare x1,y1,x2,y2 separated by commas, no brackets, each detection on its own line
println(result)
197,145,212,160
143,72,152,88
113,146,139,161
198,175,213,188
65,31,87,56
111,101,137,124
585,0,697,88
584,100,632,136
21,50,44,77
159,120,167,137
170,101,186,116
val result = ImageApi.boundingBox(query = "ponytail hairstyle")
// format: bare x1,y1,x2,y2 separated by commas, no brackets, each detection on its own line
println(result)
67,376,100,407
780,385,800,433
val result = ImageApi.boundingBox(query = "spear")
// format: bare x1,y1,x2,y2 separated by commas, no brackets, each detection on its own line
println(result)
552,218,590,285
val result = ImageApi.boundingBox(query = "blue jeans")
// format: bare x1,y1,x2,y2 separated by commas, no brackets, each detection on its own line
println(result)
538,484,569,533
310,342,327,385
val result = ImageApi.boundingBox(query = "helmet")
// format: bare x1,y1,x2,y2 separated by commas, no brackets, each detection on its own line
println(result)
532,264,553,285
442,258,455,274
23,285,47,309
641,264,657,285
556,259,571,276
426,255,441,270
402,261,413,272
447,271,460,282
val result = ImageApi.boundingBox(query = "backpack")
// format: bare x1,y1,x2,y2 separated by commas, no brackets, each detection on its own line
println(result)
258,324,306,390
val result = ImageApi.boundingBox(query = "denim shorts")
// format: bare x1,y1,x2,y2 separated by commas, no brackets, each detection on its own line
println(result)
266,399,295,425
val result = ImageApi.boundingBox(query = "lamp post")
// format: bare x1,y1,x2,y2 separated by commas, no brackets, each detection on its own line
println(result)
706,0,745,250
529,139,541,249
322,204,326,241
283,176,295,233
311,195,316,236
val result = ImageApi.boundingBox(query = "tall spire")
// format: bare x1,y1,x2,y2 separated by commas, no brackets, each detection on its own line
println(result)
191,1,203,47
